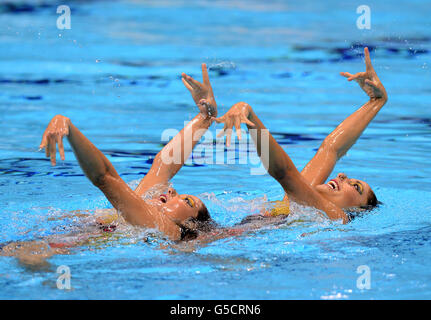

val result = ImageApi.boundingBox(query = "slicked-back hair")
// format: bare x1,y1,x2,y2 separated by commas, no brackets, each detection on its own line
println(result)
179,202,216,241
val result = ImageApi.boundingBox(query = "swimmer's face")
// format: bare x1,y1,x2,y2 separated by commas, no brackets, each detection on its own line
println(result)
315,173,372,209
149,188,204,224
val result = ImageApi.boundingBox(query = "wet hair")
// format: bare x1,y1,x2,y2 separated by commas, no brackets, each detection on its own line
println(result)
179,202,216,241
347,188,381,221
360,188,379,211
196,204,211,222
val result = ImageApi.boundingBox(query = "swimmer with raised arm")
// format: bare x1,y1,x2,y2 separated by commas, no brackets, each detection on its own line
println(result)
1,47,387,265
214,47,387,223
37,64,218,241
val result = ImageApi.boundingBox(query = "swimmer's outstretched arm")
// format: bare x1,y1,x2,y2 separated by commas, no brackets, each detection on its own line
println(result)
214,102,348,223
135,64,218,195
39,115,182,240
301,47,388,186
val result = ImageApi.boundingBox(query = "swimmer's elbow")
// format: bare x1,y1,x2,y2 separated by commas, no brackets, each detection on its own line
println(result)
274,167,302,194
91,171,115,188
91,172,108,188
380,95,388,106
272,166,286,182
88,162,119,187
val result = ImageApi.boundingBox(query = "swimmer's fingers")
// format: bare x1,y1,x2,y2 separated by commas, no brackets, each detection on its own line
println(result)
212,117,224,136
41,134,52,159
340,71,360,82
216,128,225,139
364,47,374,72
347,72,366,81
213,115,226,124
182,73,201,89
216,121,228,138
225,128,233,147
347,72,362,81
340,72,354,79
216,120,235,148
49,135,57,166
181,73,197,90
365,78,379,89
234,117,242,141
57,135,65,161
39,133,49,157
201,63,210,85
45,141,50,157
39,133,48,150
182,73,201,91
224,116,237,146
241,114,255,127
181,77,193,92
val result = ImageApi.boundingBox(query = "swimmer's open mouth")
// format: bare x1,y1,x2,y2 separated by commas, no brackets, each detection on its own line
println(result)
160,194,167,203
327,179,339,191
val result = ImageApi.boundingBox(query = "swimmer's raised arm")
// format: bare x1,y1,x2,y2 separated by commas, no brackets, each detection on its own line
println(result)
135,64,218,195
39,115,182,239
214,103,348,223
301,47,388,186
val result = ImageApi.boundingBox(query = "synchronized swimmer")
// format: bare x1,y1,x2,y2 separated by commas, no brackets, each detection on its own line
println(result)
2,47,387,257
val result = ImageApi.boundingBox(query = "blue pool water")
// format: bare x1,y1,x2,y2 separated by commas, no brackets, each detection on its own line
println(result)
0,0,431,299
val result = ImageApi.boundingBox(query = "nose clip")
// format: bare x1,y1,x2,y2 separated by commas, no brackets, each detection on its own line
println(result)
338,173,347,180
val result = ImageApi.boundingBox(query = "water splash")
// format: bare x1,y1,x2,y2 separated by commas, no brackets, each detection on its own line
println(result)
208,61,236,70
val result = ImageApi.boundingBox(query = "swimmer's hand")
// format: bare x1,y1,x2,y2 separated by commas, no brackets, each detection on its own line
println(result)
182,63,218,118
340,47,387,102
39,115,70,166
213,102,255,147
